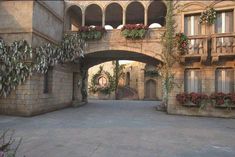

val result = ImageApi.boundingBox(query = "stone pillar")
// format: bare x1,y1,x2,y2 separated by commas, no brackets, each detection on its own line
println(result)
123,9,126,25
82,11,85,26
102,10,105,27
144,8,148,25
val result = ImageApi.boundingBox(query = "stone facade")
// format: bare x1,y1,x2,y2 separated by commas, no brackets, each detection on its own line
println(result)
0,0,235,118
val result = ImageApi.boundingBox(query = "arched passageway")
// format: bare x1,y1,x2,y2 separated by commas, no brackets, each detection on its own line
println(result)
105,3,123,28
85,4,102,26
148,0,167,26
126,2,144,24
83,50,162,69
65,5,82,31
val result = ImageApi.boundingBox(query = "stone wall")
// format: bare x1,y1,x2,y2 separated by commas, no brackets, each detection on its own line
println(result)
0,1,84,116
0,1,33,43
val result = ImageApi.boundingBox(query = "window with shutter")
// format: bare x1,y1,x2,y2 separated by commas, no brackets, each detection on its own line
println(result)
215,10,234,33
184,69,202,93
184,14,202,36
215,68,234,93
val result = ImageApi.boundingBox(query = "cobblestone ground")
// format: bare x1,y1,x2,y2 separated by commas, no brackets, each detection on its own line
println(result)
0,100,235,157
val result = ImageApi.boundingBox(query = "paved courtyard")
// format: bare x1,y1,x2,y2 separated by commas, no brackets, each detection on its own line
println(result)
0,100,235,157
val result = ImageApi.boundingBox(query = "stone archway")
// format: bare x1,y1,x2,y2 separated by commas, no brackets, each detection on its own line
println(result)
148,0,167,26
145,79,157,100
85,4,102,26
126,2,144,24
105,3,123,28
65,5,83,31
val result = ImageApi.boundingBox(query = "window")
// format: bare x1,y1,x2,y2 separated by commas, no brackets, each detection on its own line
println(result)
215,68,234,93
184,14,202,36
43,68,53,94
98,76,107,87
215,10,234,33
184,14,202,51
184,69,202,93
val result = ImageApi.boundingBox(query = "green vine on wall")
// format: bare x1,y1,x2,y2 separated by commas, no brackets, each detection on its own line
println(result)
0,33,85,98
158,0,180,107
0,39,33,97
89,66,115,95
144,70,159,77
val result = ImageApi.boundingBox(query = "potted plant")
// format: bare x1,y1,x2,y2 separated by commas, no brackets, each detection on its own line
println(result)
78,26,106,40
199,8,216,25
121,24,148,40
175,33,189,55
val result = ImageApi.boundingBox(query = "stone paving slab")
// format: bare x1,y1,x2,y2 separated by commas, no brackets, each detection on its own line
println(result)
0,100,235,157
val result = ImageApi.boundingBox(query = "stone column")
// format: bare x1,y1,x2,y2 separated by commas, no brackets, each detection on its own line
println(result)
102,10,105,27
123,9,126,25
82,11,85,26
144,8,148,25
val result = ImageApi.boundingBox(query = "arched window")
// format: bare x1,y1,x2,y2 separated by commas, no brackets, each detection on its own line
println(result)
148,0,167,26
105,3,123,28
85,4,102,26
126,2,144,24
98,76,108,87
65,5,82,31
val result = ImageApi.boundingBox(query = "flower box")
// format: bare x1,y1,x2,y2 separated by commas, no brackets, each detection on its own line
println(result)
176,92,235,110
121,24,148,40
78,26,106,40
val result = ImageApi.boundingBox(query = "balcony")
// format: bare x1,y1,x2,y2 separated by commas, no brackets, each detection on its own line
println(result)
182,33,235,63
181,35,208,63
211,33,235,62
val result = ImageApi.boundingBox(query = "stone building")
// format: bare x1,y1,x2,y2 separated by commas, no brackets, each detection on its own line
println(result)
123,62,162,100
0,0,235,118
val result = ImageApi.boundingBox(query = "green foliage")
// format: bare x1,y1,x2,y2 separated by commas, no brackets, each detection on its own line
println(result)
175,33,189,55
35,33,85,74
112,61,125,91
0,33,85,98
0,39,33,97
0,130,22,157
159,0,180,106
89,66,115,95
121,24,148,40
122,29,147,40
78,26,106,40
199,8,216,25
144,70,159,77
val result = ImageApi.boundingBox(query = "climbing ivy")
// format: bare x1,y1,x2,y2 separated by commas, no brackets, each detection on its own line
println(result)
35,33,85,74
89,66,115,95
0,33,85,98
0,39,33,97
159,0,180,107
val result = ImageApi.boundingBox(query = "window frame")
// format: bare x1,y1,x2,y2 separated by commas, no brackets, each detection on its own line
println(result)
215,9,234,34
215,67,234,93
184,68,202,93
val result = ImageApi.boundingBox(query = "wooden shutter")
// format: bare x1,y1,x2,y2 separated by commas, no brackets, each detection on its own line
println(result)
225,69,234,93
215,12,222,33
225,11,234,33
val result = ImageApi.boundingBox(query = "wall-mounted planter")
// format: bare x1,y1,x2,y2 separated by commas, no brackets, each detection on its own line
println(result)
121,24,148,40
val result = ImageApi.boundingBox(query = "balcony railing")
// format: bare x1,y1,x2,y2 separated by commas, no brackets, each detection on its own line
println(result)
186,35,208,57
211,33,235,56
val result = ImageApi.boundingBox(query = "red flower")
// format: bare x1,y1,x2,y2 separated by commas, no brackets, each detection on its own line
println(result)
121,24,148,31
